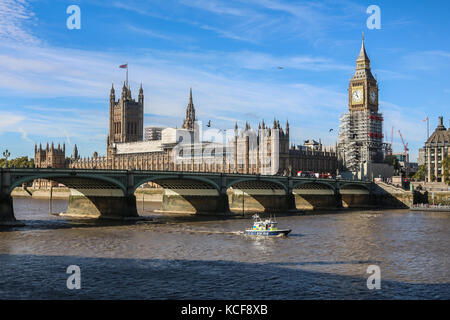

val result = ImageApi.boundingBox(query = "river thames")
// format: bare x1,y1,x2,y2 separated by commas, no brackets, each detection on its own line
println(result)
0,198,449,299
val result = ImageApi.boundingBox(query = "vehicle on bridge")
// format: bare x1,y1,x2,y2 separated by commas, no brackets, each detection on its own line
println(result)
297,170,314,178
244,214,291,237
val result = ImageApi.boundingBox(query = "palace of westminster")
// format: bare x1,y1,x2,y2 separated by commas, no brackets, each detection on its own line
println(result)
34,37,419,184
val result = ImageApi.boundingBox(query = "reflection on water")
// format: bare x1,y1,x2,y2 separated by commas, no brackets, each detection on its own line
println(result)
0,197,449,299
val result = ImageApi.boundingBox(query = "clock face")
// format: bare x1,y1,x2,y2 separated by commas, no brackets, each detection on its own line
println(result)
369,89,377,103
351,88,363,104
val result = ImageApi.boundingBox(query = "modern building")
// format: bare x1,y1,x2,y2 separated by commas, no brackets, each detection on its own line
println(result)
424,116,449,182
144,126,164,141
338,35,391,179
418,148,425,166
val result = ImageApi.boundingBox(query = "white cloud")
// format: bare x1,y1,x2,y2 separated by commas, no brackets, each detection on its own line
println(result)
0,0,39,44
0,112,24,131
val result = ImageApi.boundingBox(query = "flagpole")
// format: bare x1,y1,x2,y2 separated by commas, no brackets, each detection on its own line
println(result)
126,62,129,88
427,117,429,140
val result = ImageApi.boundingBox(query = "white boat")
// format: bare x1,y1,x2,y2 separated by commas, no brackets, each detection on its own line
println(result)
244,214,291,236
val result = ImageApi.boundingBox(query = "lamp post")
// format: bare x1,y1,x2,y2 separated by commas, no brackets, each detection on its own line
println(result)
3,149,11,168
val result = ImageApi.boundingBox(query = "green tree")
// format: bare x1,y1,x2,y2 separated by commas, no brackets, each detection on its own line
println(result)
413,164,426,181
0,156,34,168
442,155,450,185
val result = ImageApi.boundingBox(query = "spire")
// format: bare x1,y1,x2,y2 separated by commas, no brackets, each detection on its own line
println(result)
110,83,115,94
352,33,374,81
138,83,144,105
122,81,127,98
356,32,370,67
182,87,196,130
73,144,78,159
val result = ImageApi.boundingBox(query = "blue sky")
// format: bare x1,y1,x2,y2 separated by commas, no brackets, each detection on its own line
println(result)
0,0,449,161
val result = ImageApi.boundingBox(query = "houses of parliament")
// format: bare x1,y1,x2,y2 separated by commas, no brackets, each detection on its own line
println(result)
34,43,390,180
34,83,337,176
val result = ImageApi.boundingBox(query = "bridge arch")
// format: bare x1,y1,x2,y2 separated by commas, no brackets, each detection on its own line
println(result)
338,182,370,192
132,174,221,194
292,181,338,210
292,179,336,192
10,173,126,194
132,175,225,214
339,183,371,208
226,178,289,213
226,177,289,193
7,171,135,220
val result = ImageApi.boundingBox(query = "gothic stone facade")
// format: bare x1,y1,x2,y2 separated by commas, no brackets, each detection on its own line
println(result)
40,84,337,175
338,36,385,175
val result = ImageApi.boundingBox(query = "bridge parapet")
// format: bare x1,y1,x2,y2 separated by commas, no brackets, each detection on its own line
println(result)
0,168,378,224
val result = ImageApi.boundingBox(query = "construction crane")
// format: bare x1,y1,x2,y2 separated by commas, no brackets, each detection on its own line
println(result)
398,130,409,175
390,126,394,154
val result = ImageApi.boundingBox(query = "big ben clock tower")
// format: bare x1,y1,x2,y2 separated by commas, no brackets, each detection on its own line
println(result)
338,34,384,176
349,33,379,113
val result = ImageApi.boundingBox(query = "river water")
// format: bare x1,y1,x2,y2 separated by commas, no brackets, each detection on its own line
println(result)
0,198,449,299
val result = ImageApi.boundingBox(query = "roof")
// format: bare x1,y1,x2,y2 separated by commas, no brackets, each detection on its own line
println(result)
426,118,450,147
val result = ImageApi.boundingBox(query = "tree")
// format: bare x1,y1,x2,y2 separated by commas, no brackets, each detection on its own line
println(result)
413,164,426,181
0,156,34,168
442,156,450,185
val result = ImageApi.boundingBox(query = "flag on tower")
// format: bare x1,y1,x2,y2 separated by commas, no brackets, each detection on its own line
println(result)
422,116,428,122
119,63,129,87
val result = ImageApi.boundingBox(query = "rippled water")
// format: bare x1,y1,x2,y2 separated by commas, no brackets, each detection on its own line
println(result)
0,198,449,299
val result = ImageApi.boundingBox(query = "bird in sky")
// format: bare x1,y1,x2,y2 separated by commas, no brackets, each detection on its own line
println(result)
206,120,211,127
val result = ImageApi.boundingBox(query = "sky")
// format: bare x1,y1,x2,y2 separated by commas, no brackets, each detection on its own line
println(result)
0,0,449,162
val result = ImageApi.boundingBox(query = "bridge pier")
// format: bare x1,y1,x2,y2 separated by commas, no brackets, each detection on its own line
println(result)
161,189,230,214
0,192,23,226
228,189,290,213
293,183,341,210
62,189,139,219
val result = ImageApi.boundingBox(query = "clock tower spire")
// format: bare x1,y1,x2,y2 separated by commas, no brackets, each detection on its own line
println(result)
349,33,378,113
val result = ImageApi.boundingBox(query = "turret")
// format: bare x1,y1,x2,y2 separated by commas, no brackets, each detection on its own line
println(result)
73,144,78,160
110,83,115,101
121,82,127,99
138,83,144,105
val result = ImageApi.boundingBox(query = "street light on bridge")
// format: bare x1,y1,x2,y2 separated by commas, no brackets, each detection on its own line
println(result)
2,149,11,168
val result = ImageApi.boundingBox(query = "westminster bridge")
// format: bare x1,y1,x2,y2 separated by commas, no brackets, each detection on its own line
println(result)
0,168,411,225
